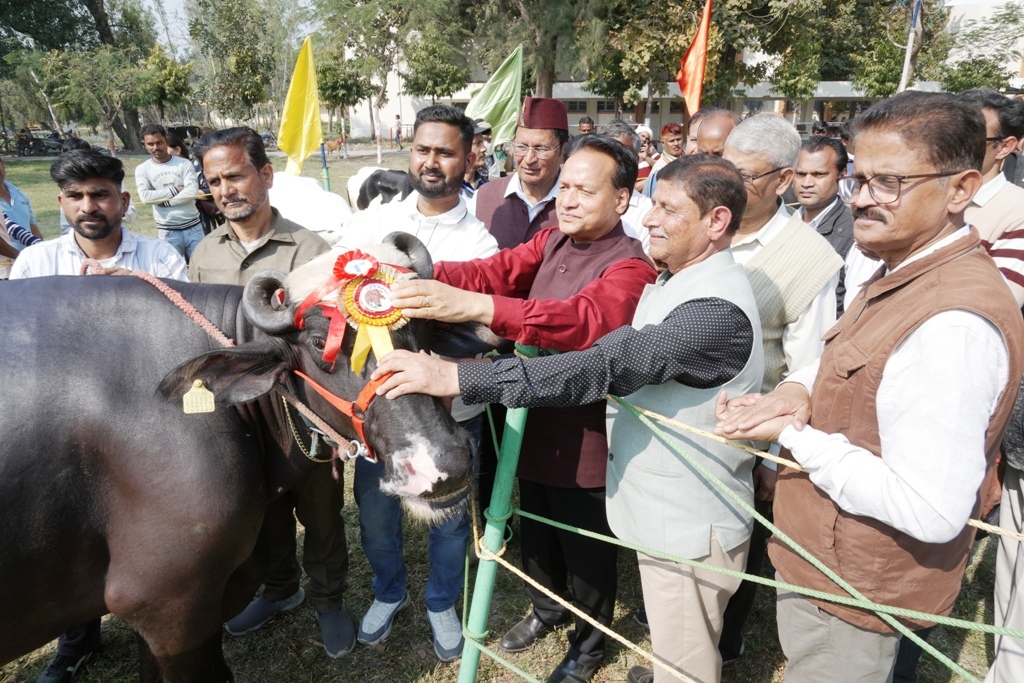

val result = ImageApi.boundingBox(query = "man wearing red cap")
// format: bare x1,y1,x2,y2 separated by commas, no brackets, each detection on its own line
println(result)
472,97,569,250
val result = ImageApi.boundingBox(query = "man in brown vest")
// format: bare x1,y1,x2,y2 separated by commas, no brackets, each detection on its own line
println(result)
389,134,657,683
715,91,1024,682
472,97,568,250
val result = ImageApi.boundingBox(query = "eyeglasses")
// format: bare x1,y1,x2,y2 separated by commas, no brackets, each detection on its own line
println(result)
838,171,966,205
512,143,562,160
738,166,786,186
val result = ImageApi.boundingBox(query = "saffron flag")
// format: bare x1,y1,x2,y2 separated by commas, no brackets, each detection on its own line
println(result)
676,0,713,117
278,36,323,175
465,45,523,146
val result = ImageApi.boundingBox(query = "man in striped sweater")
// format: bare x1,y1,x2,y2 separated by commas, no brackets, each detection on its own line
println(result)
134,124,204,261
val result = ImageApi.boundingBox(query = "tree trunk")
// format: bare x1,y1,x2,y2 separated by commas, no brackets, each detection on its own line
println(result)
533,32,558,98
897,1,923,93
83,0,116,45
117,107,144,152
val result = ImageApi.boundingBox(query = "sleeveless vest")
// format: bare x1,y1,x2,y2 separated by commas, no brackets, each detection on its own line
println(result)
517,224,650,488
606,250,764,558
744,214,843,391
770,230,1024,632
474,176,560,250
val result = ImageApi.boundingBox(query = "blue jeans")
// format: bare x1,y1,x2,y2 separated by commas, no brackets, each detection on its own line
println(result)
354,415,479,612
159,224,205,261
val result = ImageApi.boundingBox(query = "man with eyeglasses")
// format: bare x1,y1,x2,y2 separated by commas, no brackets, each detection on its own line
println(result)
716,91,1024,683
718,113,843,664
958,88,1024,306
472,97,569,250
794,137,854,316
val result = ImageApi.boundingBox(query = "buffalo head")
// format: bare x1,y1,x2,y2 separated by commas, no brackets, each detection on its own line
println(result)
159,233,494,521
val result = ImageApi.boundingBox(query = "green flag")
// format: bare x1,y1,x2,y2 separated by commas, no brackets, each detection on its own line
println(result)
465,45,522,146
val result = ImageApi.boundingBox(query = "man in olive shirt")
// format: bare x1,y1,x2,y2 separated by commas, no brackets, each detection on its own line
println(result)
189,127,351,658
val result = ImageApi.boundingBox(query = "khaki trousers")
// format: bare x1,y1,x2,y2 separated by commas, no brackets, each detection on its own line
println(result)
638,535,749,683
776,576,899,683
985,466,1024,683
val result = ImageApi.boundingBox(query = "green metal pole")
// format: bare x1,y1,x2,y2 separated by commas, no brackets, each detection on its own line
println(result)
457,406,529,683
319,143,331,192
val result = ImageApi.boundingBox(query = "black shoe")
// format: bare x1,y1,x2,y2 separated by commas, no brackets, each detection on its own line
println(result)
546,652,599,683
36,653,93,683
634,604,649,630
499,611,568,653
627,665,654,683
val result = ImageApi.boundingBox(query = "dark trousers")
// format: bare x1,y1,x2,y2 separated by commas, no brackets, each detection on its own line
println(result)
519,480,618,667
719,498,774,658
56,619,101,657
892,627,933,683
262,463,348,613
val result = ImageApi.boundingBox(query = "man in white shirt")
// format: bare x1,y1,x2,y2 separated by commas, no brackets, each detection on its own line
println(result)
602,121,652,254
718,113,843,662
338,105,498,663
716,90,1023,683
134,124,204,260
12,150,187,281
20,149,186,683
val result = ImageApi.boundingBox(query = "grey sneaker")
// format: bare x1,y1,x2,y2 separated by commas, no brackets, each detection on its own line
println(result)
316,606,356,658
357,592,410,646
36,653,92,683
427,606,465,662
225,587,305,635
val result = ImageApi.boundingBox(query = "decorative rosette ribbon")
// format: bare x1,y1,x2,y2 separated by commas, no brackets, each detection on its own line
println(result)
293,250,413,373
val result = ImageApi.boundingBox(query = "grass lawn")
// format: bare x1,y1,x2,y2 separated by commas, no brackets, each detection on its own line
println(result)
0,149,1003,683
3,146,408,241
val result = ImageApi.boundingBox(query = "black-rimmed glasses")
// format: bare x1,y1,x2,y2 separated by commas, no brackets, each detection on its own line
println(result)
838,171,966,205
739,166,786,186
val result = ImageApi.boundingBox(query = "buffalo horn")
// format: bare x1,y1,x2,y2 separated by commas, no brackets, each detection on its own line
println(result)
242,269,296,334
382,232,433,279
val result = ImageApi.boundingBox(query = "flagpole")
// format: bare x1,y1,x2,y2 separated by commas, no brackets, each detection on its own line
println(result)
319,143,331,191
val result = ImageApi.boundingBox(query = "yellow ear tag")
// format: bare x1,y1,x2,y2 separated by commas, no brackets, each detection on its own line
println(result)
183,379,216,414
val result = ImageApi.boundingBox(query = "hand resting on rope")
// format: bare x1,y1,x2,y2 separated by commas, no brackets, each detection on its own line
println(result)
713,381,811,443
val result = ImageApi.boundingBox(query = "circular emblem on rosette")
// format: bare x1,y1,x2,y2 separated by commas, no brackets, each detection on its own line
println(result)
342,264,409,331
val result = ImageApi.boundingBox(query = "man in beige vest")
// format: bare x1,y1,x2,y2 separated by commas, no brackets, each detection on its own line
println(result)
959,88,1024,306
718,114,843,662
716,91,1024,683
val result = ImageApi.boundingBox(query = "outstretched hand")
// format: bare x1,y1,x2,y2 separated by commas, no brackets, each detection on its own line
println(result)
390,279,494,325
713,383,811,443
371,350,462,400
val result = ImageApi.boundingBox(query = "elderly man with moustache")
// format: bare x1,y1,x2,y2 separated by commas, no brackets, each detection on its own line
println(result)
717,91,1024,683
371,154,765,683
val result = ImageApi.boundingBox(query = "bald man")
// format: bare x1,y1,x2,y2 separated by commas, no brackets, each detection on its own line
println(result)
695,112,740,157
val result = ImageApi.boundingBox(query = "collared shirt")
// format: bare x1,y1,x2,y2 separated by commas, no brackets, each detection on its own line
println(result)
338,191,499,262
781,227,1009,543
973,173,1008,208
800,196,840,232
731,201,839,378
1,181,35,234
621,190,652,254
9,227,188,280
189,208,329,285
505,171,560,224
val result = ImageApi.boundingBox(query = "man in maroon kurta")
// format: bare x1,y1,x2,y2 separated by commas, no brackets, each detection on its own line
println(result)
471,98,568,250
391,134,657,683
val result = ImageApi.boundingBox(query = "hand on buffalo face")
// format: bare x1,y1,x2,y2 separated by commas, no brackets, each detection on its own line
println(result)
390,279,494,325
372,349,462,399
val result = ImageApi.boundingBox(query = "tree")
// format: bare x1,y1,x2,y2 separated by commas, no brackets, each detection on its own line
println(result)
141,45,193,119
402,29,469,103
940,56,1013,93
940,1,1023,92
317,54,370,151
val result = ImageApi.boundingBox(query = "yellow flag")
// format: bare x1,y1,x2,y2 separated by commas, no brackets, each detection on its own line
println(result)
278,36,323,175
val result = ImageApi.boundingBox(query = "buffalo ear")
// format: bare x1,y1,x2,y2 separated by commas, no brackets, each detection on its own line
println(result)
431,321,512,358
158,341,289,405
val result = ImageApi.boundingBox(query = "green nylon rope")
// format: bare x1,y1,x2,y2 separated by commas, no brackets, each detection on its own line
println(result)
610,396,984,683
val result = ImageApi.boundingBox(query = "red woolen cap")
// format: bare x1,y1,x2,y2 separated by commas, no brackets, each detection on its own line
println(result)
519,97,568,132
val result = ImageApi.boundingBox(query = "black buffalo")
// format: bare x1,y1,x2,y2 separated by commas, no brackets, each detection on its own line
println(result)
357,169,414,210
0,234,484,681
